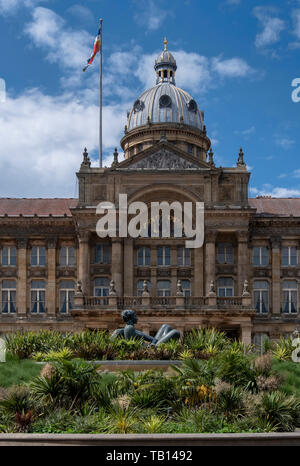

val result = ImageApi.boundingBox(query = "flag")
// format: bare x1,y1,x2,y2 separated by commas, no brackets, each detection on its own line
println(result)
82,27,101,72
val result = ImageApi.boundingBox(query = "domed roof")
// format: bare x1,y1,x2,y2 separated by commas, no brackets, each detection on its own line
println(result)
127,38,204,132
127,82,204,131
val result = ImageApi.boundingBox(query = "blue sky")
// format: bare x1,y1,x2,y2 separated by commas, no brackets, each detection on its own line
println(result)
0,0,300,198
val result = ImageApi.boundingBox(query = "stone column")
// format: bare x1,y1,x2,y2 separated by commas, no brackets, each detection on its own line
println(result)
78,231,90,296
205,230,217,295
111,239,123,296
171,246,177,295
194,246,203,297
16,238,27,316
237,230,249,296
150,246,156,296
123,239,133,296
47,238,57,316
240,324,252,346
271,237,281,315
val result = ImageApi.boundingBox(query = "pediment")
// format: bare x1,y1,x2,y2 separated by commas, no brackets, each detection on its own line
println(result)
116,142,211,171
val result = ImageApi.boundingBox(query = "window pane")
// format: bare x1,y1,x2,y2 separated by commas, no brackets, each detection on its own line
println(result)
137,248,143,266
39,247,46,266
103,245,110,264
261,247,268,266
2,246,8,266
31,247,37,266
253,247,260,266
291,247,297,266
165,247,171,265
68,247,76,266
59,280,75,289
60,290,67,313
31,280,45,289
59,247,67,266
177,247,183,266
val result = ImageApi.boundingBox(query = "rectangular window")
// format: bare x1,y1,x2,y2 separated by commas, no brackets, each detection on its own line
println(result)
282,247,297,266
253,281,269,313
181,279,191,297
59,246,76,266
157,247,171,266
177,247,191,266
282,281,298,314
94,244,110,264
1,280,16,314
137,247,150,266
253,247,269,266
59,281,75,313
30,246,46,266
217,243,234,264
217,277,234,297
157,280,171,297
1,246,17,267
30,280,46,313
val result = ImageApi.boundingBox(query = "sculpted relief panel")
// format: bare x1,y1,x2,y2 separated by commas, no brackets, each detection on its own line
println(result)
128,149,202,170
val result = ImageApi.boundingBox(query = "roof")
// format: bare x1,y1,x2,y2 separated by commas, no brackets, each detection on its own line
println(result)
249,197,300,216
0,198,77,217
127,82,204,132
0,197,300,217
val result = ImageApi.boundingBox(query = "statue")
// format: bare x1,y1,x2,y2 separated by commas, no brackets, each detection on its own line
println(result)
111,309,180,346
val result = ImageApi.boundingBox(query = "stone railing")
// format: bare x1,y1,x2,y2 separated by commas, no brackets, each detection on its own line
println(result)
78,295,251,310
217,297,243,307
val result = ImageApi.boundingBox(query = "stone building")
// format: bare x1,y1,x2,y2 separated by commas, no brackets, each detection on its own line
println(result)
0,40,300,345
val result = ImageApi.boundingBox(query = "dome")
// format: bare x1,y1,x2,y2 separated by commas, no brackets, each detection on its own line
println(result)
127,38,204,132
127,83,204,131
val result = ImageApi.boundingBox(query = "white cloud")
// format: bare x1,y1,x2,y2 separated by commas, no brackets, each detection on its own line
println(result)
133,0,170,31
211,57,254,78
275,137,295,149
0,89,127,197
253,7,285,48
135,50,255,94
251,185,300,197
24,7,92,70
0,0,45,14
292,9,300,41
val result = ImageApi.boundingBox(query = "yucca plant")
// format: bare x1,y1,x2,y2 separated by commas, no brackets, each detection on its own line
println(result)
272,337,293,361
142,415,165,433
32,348,74,362
108,404,138,434
255,391,300,432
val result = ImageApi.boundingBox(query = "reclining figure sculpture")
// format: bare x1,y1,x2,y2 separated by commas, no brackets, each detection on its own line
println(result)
111,309,180,346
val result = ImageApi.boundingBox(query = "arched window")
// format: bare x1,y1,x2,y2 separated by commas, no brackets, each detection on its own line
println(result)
253,281,269,313
1,280,16,314
94,278,110,297
157,280,171,297
31,280,46,313
282,281,298,313
59,280,75,314
137,280,151,296
217,277,234,297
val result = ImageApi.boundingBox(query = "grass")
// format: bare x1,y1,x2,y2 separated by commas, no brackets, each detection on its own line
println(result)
273,360,300,396
0,353,41,388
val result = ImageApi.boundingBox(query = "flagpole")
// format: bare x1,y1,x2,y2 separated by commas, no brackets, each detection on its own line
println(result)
99,18,103,168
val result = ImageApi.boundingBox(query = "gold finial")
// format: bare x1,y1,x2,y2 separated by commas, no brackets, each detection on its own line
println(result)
164,37,168,51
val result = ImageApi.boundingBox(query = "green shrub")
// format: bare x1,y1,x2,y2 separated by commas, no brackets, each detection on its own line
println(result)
216,350,257,391
254,391,300,432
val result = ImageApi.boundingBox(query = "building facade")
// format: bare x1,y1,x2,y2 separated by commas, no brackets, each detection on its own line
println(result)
0,41,300,345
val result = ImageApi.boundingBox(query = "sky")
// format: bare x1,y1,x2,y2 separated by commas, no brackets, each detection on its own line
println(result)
0,0,300,198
